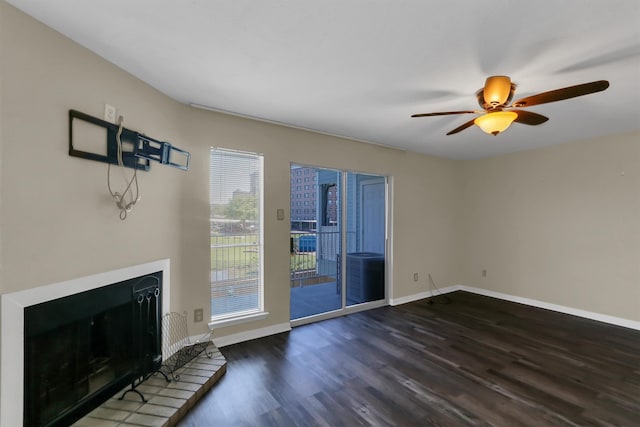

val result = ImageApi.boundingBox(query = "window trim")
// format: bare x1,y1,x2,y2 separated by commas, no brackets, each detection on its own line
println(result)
209,147,266,323
208,310,269,329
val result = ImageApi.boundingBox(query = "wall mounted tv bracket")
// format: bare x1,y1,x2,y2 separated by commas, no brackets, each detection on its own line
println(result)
69,109,190,171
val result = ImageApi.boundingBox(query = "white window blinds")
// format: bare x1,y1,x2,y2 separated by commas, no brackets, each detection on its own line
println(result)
210,148,263,319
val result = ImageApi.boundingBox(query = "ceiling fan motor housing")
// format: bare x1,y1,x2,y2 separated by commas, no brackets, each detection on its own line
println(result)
477,76,516,110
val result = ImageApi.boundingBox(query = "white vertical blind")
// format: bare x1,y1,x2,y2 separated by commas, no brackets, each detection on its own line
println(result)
210,148,263,318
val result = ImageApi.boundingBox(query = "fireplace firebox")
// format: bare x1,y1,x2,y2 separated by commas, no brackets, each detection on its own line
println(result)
23,271,163,427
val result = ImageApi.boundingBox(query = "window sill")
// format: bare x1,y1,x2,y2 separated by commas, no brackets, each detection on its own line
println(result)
208,311,269,330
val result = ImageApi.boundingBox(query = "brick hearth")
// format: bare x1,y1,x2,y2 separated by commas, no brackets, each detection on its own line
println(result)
72,344,226,427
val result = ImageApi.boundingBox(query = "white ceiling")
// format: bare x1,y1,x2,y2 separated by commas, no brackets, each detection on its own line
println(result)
8,0,640,159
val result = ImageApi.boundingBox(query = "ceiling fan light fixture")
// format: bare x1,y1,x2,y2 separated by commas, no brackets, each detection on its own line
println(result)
484,76,512,106
474,111,518,136
412,77,608,137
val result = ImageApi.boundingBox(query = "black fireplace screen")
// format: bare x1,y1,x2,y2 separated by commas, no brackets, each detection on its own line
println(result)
24,272,162,427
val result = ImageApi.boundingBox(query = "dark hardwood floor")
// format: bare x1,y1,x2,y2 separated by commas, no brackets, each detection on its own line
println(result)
178,291,640,426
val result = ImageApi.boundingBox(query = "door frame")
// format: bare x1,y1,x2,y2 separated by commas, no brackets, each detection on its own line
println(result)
290,167,392,328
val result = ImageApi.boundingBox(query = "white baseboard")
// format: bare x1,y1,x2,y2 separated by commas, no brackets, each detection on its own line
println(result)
457,285,640,331
212,285,639,347
393,284,639,331
212,322,292,348
389,285,460,306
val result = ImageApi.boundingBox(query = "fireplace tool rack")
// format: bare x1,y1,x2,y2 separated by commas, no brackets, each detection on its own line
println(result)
119,276,169,403
160,312,213,381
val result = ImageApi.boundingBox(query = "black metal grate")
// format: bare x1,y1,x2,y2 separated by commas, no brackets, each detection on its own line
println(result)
160,312,212,380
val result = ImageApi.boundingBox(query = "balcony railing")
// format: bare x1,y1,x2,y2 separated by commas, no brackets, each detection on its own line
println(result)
210,230,345,316
290,231,341,287
210,233,259,316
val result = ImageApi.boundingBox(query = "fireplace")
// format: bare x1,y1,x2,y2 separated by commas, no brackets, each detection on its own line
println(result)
1,259,170,427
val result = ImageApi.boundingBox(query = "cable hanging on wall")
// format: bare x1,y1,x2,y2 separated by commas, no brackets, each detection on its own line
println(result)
108,115,140,220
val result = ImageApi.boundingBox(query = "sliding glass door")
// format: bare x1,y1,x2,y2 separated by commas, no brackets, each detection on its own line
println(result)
289,166,341,319
290,165,387,321
345,173,386,306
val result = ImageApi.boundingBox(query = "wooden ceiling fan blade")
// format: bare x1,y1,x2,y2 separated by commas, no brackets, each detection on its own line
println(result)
411,110,478,118
446,118,476,135
512,80,609,107
512,110,549,125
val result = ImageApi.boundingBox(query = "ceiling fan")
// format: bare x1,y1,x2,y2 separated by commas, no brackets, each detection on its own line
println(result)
411,76,609,136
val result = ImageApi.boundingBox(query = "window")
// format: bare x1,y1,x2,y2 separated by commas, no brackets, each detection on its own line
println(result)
210,148,264,322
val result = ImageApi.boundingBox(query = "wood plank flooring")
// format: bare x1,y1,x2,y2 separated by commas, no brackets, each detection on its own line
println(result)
177,291,640,426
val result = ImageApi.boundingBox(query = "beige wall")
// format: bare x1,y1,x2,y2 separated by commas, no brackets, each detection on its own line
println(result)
1,3,186,297
459,130,640,321
1,1,638,370
0,2,460,345
177,109,462,335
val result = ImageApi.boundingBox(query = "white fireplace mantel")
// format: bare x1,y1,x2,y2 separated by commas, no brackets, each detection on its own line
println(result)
1,259,170,427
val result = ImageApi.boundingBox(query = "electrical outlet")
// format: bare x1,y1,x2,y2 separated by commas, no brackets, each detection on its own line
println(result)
194,308,203,323
482,269,487,277
277,208,285,221
413,273,419,282
104,104,117,123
